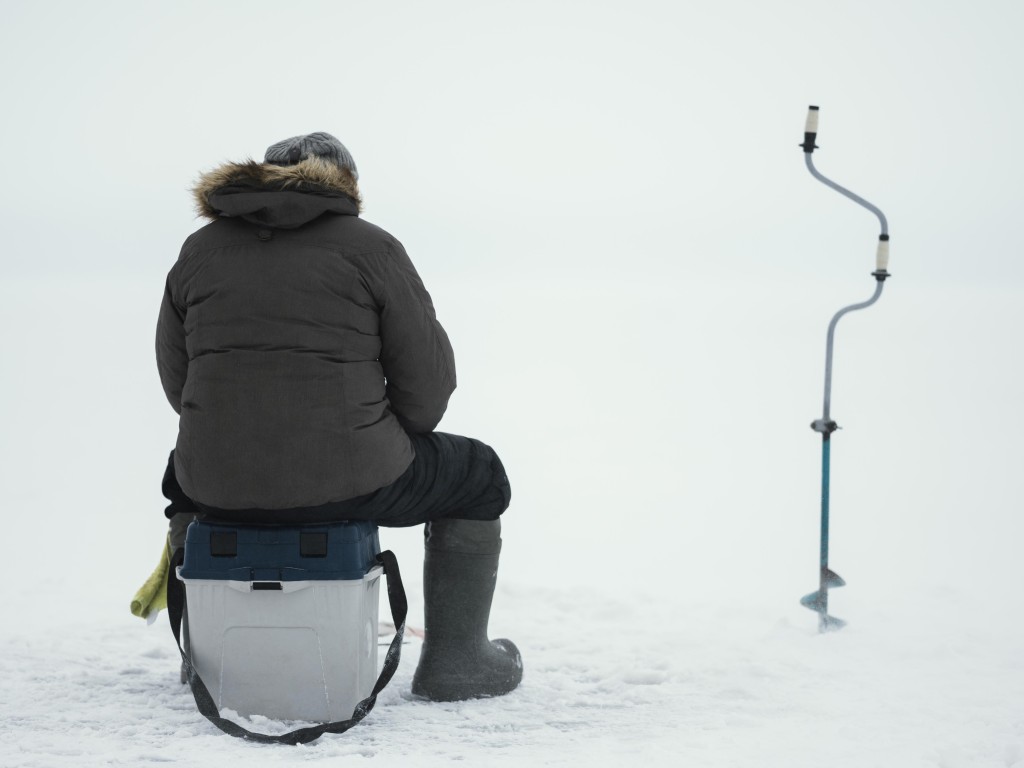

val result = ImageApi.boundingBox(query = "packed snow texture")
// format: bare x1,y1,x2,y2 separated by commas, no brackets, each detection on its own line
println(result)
3,0,1024,765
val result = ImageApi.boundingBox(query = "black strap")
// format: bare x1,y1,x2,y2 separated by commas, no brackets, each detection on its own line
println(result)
167,549,407,745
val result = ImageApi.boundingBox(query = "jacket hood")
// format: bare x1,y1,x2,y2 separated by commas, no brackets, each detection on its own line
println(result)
192,157,362,229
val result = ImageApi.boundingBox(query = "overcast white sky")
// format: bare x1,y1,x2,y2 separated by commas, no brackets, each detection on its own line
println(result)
1,0,1022,287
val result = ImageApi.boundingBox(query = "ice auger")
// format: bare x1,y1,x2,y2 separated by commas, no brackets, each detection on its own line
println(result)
798,105,891,632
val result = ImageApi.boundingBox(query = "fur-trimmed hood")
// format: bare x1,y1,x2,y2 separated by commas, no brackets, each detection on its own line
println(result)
192,157,362,229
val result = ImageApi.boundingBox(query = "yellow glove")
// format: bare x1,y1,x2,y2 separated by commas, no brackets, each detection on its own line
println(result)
130,534,172,622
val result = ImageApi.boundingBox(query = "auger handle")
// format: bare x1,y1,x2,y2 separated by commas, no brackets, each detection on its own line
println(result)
801,105,819,153
876,235,890,273
802,105,890,248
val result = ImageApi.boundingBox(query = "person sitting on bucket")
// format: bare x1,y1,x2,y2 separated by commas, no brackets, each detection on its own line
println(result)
154,131,522,702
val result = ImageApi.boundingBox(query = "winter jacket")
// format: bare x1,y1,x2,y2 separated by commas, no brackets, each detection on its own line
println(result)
156,158,456,511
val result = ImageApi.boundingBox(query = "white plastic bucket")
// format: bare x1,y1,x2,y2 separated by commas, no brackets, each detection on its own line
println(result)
181,565,381,723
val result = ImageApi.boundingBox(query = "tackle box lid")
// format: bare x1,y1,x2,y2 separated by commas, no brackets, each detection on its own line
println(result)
178,520,380,582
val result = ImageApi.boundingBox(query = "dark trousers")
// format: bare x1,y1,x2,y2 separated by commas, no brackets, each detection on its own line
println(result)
163,431,511,529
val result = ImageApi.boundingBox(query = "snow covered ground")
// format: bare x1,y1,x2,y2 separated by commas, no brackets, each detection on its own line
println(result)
6,577,1023,767
2,275,1022,767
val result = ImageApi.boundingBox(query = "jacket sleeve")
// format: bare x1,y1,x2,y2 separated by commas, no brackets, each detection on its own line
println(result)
156,275,188,415
377,242,456,433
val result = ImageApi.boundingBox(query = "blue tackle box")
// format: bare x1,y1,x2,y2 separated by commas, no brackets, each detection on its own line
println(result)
178,519,383,723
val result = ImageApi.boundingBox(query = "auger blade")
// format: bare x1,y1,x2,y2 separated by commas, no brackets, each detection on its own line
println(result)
800,589,827,612
822,568,845,588
801,567,847,632
820,613,847,632
800,591,847,631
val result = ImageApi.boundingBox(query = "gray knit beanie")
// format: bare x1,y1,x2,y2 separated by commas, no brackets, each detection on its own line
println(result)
264,131,358,180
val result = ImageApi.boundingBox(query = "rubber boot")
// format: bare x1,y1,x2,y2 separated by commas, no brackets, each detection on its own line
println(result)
411,519,523,701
